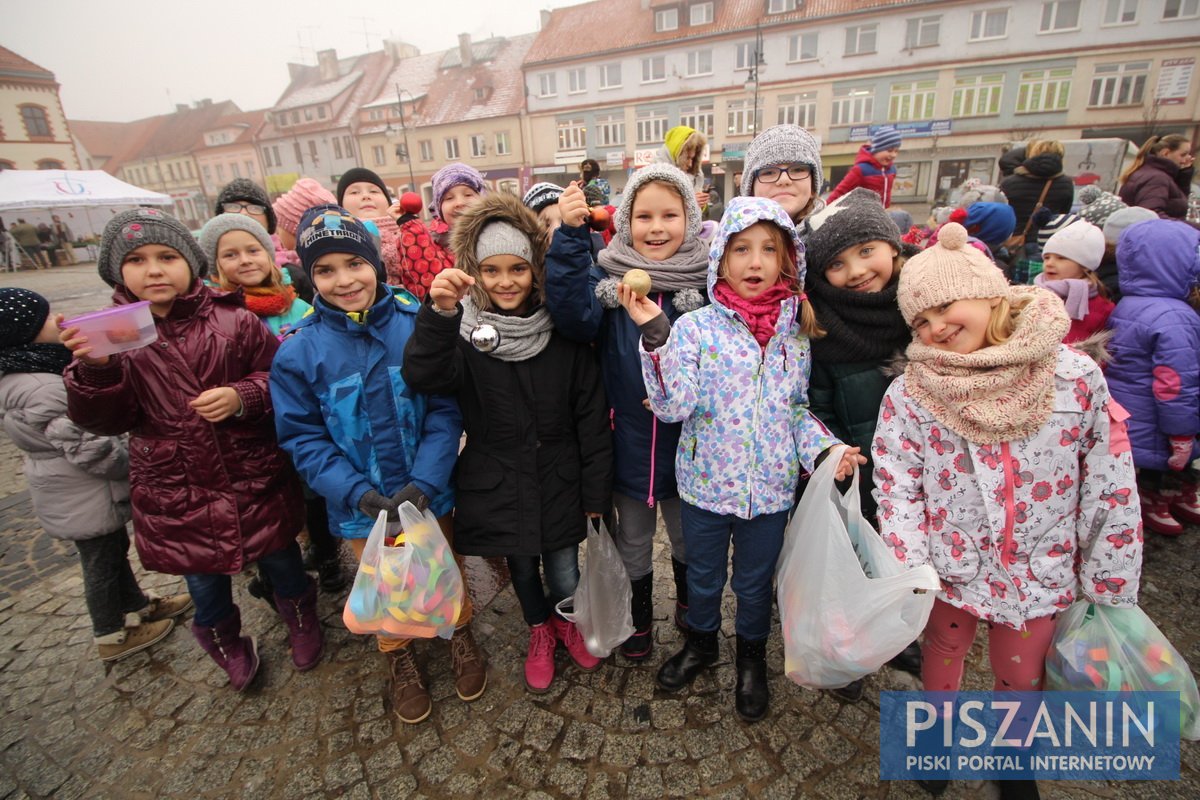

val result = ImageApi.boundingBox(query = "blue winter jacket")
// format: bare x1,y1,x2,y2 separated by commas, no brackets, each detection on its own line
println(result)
1105,219,1200,471
269,287,461,538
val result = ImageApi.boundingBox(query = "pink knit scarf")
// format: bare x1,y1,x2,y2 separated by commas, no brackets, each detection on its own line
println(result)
713,279,793,349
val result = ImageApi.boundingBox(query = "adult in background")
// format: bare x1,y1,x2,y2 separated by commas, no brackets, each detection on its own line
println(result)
827,126,902,208
51,216,76,265
1118,134,1194,221
36,224,58,267
999,139,1074,241
9,219,47,268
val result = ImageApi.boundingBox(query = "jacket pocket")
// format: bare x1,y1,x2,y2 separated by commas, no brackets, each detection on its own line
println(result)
929,523,984,587
1027,515,1077,590
130,438,179,477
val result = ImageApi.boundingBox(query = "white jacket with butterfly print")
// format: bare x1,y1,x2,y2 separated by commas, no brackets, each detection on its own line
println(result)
872,345,1142,629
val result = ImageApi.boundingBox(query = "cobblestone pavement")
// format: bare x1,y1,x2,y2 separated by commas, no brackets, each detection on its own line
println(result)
1,265,1197,798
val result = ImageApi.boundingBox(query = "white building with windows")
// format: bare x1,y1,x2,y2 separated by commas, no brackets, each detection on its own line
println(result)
0,45,80,172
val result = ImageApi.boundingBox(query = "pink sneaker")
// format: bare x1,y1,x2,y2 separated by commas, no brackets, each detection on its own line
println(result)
550,615,604,672
1142,493,1184,537
1164,484,1200,527
524,622,557,693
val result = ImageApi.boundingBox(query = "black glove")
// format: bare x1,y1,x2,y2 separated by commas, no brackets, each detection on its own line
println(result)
391,482,431,512
358,489,399,521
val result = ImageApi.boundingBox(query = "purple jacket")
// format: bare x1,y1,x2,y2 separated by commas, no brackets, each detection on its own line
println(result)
1105,220,1200,470
1118,156,1189,220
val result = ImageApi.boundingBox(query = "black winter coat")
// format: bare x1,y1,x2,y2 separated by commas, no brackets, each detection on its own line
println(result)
1000,154,1075,232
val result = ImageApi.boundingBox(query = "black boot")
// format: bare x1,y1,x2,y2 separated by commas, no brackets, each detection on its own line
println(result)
620,573,654,660
671,557,689,632
735,635,769,722
888,640,922,677
247,569,277,612
998,779,1040,800
831,678,865,703
916,779,949,796
304,495,346,592
657,628,718,691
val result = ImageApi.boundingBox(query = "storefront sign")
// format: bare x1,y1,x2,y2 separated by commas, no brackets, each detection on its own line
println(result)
1156,58,1194,106
850,120,952,142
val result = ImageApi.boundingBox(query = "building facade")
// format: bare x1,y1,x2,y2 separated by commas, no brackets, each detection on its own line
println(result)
0,45,80,171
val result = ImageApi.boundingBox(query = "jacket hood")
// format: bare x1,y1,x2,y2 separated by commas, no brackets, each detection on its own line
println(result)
450,192,547,311
1116,219,1200,299
707,197,806,308
1019,153,1064,179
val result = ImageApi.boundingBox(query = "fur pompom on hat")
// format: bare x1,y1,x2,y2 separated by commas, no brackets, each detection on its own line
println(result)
614,163,703,245
273,178,336,236
431,163,486,221
805,188,900,276
98,208,208,288
1043,220,1105,271
1077,185,1128,228
215,178,277,234
740,124,823,197
198,214,276,273
898,222,1010,325
522,182,564,212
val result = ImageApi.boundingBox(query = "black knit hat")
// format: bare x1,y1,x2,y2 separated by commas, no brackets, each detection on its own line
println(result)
296,204,383,281
215,178,277,234
804,188,902,277
0,288,50,347
336,168,391,208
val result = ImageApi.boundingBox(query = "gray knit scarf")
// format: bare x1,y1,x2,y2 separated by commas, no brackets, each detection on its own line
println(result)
594,234,710,312
459,296,554,362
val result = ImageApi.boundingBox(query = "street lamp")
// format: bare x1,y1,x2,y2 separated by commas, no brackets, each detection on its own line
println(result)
745,24,765,139
393,85,417,191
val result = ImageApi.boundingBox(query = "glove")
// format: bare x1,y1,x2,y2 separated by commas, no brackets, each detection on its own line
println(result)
358,489,399,521
1167,436,1195,471
391,482,431,512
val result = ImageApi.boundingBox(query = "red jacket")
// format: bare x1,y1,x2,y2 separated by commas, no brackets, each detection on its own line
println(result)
64,281,303,575
1064,294,1115,345
827,146,897,207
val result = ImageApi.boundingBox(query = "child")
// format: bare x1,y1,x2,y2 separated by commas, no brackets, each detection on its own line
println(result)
60,208,322,690
337,168,402,283
740,124,824,230
269,205,482,725
1,287,191,662
394,163,486,299
403,193,613,693
875,222,1143,799
270,177,337,290
522,182,566,235
620,196,859,722
215,177,314,304
1105,219,1200,537
545,163,713,661
656,125,710,210
827,126,902,208
1035,220,1114,345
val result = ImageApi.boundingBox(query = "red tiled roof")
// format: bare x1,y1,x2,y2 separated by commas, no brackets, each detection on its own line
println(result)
71,118,160,174
0,45,55,82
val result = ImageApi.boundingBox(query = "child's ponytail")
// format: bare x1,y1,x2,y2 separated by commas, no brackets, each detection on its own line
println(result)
798,293,825,339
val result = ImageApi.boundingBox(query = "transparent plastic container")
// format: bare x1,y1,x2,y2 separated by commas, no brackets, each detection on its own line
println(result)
63,301,157,358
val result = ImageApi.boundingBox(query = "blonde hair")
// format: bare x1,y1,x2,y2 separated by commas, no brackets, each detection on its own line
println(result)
983,293,1033,346
214,234,284,293
676,131,708,175
1120,134,1191,185
719,221,825,338
1083,270,1110,300
1027,139,1064,159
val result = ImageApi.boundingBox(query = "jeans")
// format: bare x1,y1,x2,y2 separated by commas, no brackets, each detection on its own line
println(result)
680,502,789,641
612,491,684,580
186,541,307,627
75,527,148,637
506,544,581,626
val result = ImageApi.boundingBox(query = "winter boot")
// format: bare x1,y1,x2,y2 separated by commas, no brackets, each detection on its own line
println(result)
136,593,194,623
96,618,175,662
524,621,557,693
735,635,769,722
1141,491,1184,536
887,641,923,677
449,624,488,701
916,778,949,796
550,614,603,672
619,573,654,660
192,606,259,691
1163,482,1200,526
671,557,689,632
657,627,719,691
386,647,432,723
831,679,866,703
274,578,325,671
998,779,1040,800
247,569,278,612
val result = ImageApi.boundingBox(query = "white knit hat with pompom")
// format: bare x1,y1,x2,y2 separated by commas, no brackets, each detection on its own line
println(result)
897,222,1011,325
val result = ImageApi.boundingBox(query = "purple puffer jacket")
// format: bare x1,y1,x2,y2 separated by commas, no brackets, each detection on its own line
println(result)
1105,219,1200,470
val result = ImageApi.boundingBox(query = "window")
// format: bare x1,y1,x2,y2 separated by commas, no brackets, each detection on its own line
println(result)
726,99,761,136
687,49,713,77
595,113,626,146
568,68,587,94
419,140,434,161
889,80,937,121
473,87,488,102
788,32,818,63
1163,0,1198,18
538,72,557,97
19,105,51,138
186,162,193,179
333,137,343,159
735,42,758,70
36,159,64,170
318,106,327,119
777,92,817,129
308,140,318,161
599,63,621,90
203,165,212,182
304,108,313,121
636,107,669,144
231,163,241,178
470,134,487,158
495,131,511,156
168,163,177,181
1016,68,1073,112
215,164,224,182
1103,0,1138,24
373,145,386,166
245,160,254,177
905,16,941,49
844,24,877,56
952,74,1005,117
272,146,281,166
1040,1,1081,32
690,2,713,25
261,148,274,167
445,138,460,159
832,85,875,126
0,161,16,171
768,0,798,12
557,118,587,150
655,8,678,31
343,136,353,158
291,111,300,125
1090,61,1150,107
969,8,1008,40
679,102,714,137
641,56,666,84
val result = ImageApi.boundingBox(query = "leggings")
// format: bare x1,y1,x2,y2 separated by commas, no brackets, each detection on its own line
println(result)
921,600,1058,692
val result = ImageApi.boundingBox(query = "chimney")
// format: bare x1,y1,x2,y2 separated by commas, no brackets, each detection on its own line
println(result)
317,49,339,81
196,98,212,108
385,39,420,60
287,62,306,81
458,33,473,68
540,9,552,28
175,103,189,113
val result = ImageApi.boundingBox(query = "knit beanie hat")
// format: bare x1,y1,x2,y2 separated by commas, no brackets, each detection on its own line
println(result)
664,125,699,163
898,222,1010,325
273,178,337,236
0,288,50,347
1077,185,1127,228
583,183,606,207
740,124,823,197
295,205,382,280
955,202,1017,248
1102,206,1157,246
869,126,903,153
198,214,276,271
336,167,391,207
97,207,208,288
522,182,564,213
1043,220,1105,271
475,220,534,264
615,163,703,245
1035,212,1081,251
431,163,487,221
805,188,901,275
215,178,277,234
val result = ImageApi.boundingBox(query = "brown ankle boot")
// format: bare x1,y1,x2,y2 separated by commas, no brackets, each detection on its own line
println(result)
449,624,488,701
387,648,431,724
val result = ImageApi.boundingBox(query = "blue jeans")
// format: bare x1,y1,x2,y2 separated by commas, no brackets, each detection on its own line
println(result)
506,544,581,626
186,542,307,627
680,502,789,641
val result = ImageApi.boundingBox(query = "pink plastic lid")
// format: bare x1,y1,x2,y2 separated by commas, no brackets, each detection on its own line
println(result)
64,301,153,326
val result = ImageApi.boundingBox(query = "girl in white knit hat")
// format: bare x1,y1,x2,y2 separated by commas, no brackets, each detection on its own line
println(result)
1035,219,1114,346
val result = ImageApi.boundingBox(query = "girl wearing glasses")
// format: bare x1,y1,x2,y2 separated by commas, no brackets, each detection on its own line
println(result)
739,125,825,232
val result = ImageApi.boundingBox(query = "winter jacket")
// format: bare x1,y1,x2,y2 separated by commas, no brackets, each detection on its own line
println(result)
1105,220,1200,471
64,281,304,575
999,154,1075,233
873,346,1142,629
1063,294,1115,345
0,372,130,540
641,198,839,518
392,217,455,300
270,286,460,539
1118,156,1190,220
827,146,897,207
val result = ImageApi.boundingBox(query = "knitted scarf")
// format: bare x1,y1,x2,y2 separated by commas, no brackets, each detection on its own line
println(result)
712,280,792,349
808,280,911,363
597,234,709,291
904,287,1069,445
242,284,296,318
460,296,554,362
1034,273,1095,321
0,343,73,376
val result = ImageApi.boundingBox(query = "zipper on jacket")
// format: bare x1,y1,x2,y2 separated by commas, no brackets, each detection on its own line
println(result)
999,442,1017,571
646,293,666,508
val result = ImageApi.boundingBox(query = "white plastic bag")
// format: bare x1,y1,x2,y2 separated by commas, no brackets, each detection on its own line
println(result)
777,446,940,688
556,519,634,657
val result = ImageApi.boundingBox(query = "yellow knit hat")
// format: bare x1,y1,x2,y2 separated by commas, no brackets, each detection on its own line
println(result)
664,126,698,162
898,222,1010,325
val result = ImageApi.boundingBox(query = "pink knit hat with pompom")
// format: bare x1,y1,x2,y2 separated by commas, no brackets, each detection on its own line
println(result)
273,178,336,236
898,222,1010,325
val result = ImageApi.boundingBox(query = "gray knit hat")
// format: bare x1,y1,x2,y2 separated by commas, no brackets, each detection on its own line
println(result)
614,163,703,245
804,188,902,276
522,182,564,213
1077,185,1128,228
1102,206,1156,246
475,220,533,264
740,124,823,197
199,214,275,272
215,178,277,234
98,208,208,288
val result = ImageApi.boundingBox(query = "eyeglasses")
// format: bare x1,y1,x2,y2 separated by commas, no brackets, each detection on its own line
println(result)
755,163,812,184
222,202,267,215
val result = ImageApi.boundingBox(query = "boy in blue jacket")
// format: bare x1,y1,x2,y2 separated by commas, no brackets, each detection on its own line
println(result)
269,205,483,725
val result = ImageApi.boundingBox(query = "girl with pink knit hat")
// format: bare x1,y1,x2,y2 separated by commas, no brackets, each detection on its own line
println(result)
393,163,486,299
272,178,336,271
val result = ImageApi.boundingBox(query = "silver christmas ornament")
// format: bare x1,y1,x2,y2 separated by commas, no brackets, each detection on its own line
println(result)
470,323,500,353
